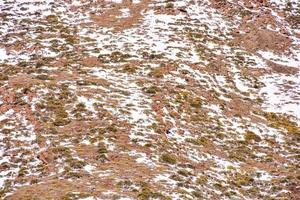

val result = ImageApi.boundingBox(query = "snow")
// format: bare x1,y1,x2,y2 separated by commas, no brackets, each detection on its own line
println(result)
79,197,96,200
165,128,191,143
0,109,14,121
0,48,8,61
256,170,273,181
128,150,156,169
259,50,300,68
119,8,130,18
108,0,122,3
259,73,300,121
77,96,97,114
153,174,178,188
84,165,96,173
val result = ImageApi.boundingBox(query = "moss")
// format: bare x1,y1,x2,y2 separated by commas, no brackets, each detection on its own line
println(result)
1,128,12,135
190,112,207,122
106,124,118,133
36,74,51,80
117,180,133,189
224,190,237,198
160,153,177,165
177,180,192,188
142,52,164,60
18,167,28,177
244,131,261,143
51,146,71,157
216,132,225,139
53,116,70,126
170,174,183,182
185,137,209,146
122,65,137,73
263,112,299,135
30,179,39,185
196,176,208,185
213,182,225,191
97,146,108,154
148,68,164,78
149,123,159,132
63,35,78,44
0,188,8,198
66,158,85,169
255,97,264,103
144,143,152,148
189,97,202,108
98,128,107,135
228,150,247,162
0,73,8,80
64,171,83,179
177,169,190,177
46,97,70,126
192,190,203,198
96,153,108,163
120,90,131,96
176,189,191,198
246,187,260,196
175,92,190,104
145,86,160,94
61,192,90,200
74,103,87,112
233,173,254,186
89,134,104,143
98,51,132,63
137,184,169,200
96,143,109,162
112,51,131,62
166,3,174,9
46,15,59,23
227,165,236,171
19,61,29,67
214,0,226,5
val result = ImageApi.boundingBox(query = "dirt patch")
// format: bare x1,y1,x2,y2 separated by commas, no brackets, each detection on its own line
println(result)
5,180,92,200
90,0,152,31
81,56,99,67
235,28,291,53
268,61,299,75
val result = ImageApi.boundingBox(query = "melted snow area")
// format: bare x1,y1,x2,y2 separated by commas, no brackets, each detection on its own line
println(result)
0,0,299,199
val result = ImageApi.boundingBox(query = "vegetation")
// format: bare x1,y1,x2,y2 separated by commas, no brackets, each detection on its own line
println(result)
137,183,169,200
196,176,208,185
185,137,209,146
263,112,299,135
188,97,202,108
144,86,161,94
233,173,254,186
122,65,138,73
244,131,261,143
148,68,165,78
160,153,177,165
61,192,90,200
98,51,132,63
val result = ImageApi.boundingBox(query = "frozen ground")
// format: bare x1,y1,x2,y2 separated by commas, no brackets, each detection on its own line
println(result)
0,0,299,199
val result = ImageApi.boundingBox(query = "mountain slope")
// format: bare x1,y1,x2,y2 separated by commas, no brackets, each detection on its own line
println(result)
0,0,299,199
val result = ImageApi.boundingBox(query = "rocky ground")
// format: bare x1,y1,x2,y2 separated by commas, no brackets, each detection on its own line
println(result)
0,0,299,199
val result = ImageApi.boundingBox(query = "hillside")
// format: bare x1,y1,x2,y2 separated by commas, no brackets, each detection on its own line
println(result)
0,0,299,199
